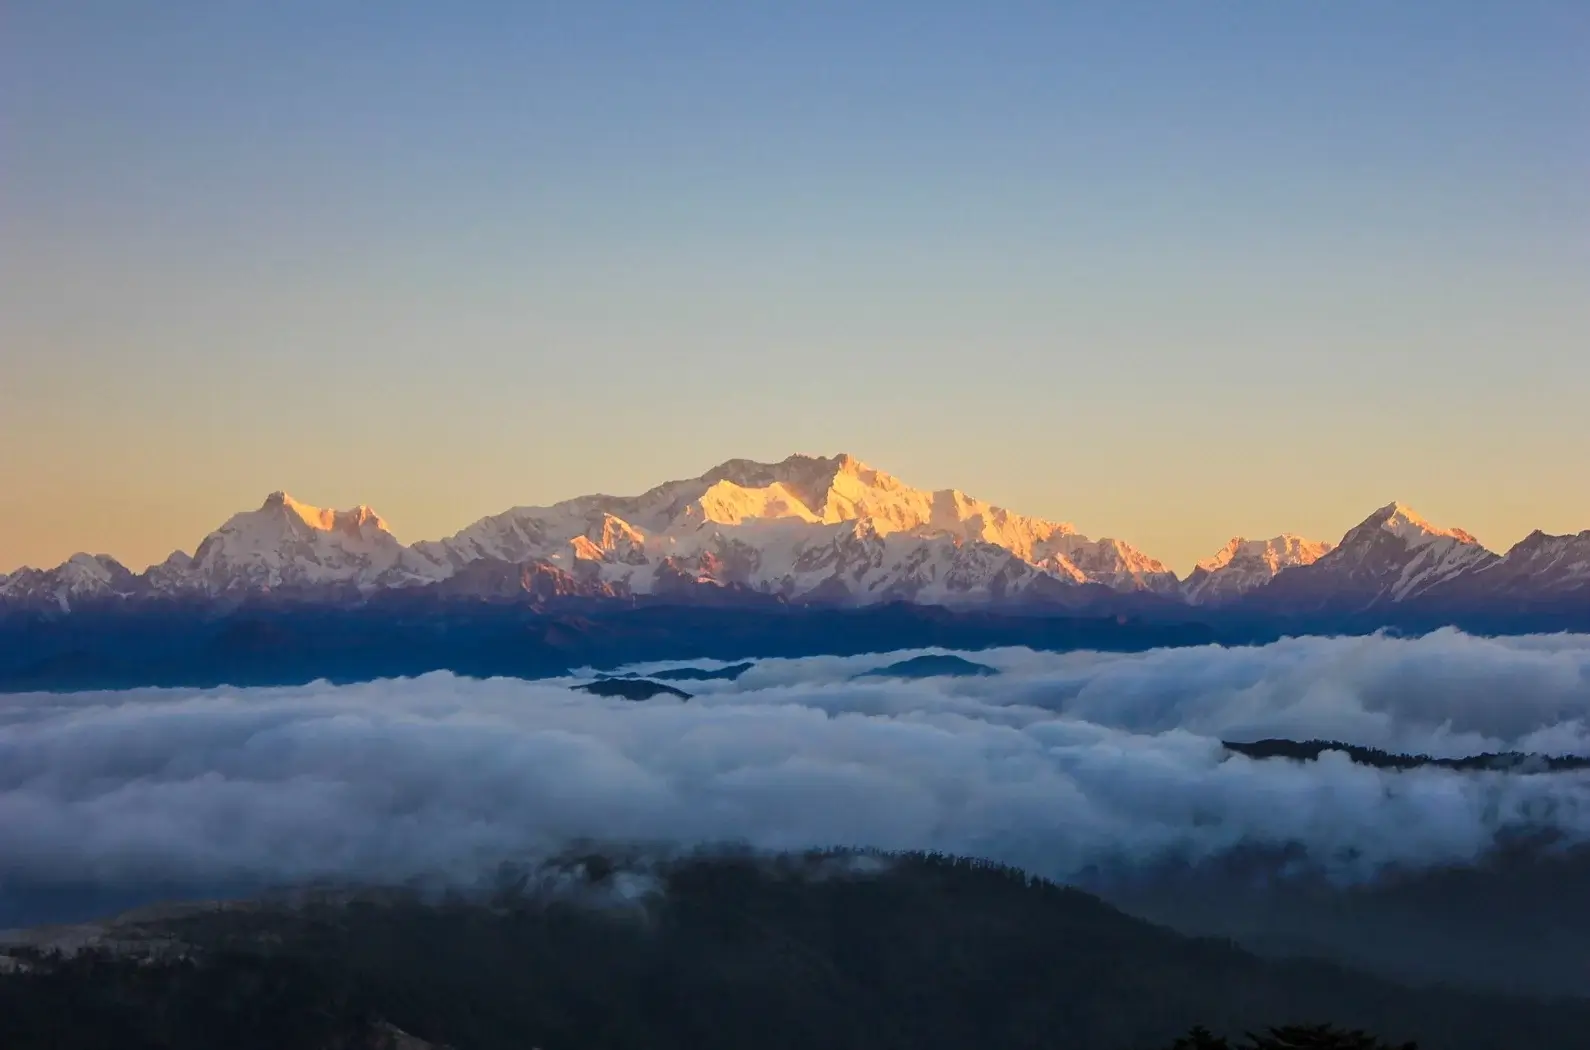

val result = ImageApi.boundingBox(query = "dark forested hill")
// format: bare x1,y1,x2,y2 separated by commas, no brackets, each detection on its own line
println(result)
1223,738,1590,772
1,850,1583,1050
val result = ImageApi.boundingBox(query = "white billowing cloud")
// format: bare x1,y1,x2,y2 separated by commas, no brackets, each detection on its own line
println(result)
4,628,1590,892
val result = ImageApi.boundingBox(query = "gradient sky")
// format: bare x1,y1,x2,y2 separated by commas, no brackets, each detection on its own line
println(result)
2,2,1586,576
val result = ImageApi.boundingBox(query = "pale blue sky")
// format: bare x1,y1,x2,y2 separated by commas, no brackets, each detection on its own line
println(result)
2,2,1586,573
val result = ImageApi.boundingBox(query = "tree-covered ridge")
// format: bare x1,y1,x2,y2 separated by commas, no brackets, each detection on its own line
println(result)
1224,738,1590,772
1170,1026,1415,1049
1,850,1581,1049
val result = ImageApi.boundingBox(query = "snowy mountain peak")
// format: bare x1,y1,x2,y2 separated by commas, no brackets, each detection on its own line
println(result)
61,552,122,580
165,493,442,596
1182,534,1333,605
1256,503,1497,609
1512,527,1590,553
262,492,390,537
0,552,140,611
1193,535,1332,574
694,452,887,524
1364,502,1479,547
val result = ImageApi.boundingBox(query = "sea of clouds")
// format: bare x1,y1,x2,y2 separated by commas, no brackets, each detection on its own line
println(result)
4,628,1590,900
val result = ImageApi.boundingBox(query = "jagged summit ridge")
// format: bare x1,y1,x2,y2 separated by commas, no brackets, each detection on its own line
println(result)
1182,534,1333,606
1364,501,1480,547
262,491,389,535
153,491,447,598
408,452,1175,602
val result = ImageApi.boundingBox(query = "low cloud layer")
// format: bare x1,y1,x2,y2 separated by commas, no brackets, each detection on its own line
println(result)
4,629,1590,898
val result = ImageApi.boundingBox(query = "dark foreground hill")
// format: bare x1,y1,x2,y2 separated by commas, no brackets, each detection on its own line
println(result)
2,851,1585,1050
1089,839,1590,1001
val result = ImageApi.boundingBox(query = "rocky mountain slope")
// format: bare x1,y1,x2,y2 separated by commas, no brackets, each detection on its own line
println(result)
1430,528,1590,605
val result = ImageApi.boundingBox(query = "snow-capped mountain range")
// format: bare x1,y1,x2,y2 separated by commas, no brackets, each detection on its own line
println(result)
4,453,1586,615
